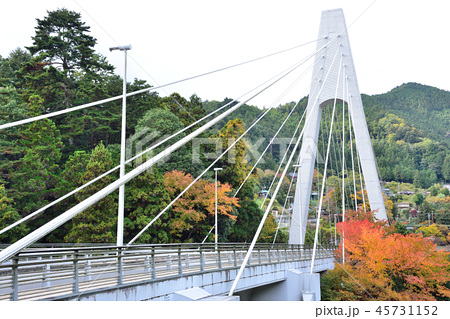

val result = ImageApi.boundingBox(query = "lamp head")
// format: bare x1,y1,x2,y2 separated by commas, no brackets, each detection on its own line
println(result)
109,45,132,52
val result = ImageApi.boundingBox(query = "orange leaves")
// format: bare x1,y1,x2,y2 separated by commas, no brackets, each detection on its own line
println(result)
332,210,450,300
164,170,239,222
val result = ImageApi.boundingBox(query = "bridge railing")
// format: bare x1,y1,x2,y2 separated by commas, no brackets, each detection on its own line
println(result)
0,243,336,301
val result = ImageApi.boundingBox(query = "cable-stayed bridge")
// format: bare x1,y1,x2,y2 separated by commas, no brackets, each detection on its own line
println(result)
0,9,386,301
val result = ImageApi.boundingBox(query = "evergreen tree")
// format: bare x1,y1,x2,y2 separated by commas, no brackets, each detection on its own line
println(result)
124,168,171,244
0,184,28,244
8,95,63,216
442,154,450,182
65,142,117,243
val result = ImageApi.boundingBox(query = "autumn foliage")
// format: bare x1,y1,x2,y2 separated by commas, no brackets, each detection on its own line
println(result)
163,170,239,240
322,209,450,301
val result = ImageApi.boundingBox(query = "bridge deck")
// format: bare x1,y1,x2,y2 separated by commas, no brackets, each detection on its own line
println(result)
0,243,335,301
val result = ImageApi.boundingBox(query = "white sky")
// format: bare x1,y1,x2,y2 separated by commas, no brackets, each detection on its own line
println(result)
1,0,450,108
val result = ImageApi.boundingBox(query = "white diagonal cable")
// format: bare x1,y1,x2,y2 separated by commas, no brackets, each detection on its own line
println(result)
310,53,344,273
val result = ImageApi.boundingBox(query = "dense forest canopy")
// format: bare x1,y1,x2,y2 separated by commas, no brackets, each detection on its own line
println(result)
0,8,449,245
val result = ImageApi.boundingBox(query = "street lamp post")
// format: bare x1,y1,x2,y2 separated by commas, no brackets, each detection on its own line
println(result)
214,168,222,248
109,45,132,246
334,214,338,245
293,164,302,243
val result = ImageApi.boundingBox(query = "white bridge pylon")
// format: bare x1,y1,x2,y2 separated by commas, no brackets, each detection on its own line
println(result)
289,9,387,245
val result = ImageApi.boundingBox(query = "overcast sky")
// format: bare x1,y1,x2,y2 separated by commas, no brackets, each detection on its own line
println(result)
2,0,449,108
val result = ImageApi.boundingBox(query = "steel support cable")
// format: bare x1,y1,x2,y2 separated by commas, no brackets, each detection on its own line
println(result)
128,50,328,246
273,135,306,244
0,96,236,236
256,55,328,208
341,67,346,226
120,54,321,245
228,47,342,296
258,107,306,208
330,93,351,211
233,59,321,199
233,62,314,201
310,54,344,273
322,103,340,218
0,49,318,237
272,163,298,244
0,39,322,132
256,65,325,209
280,45,342,242
270,78,324,244
0,41,329,237
0,52,317,264
346,77,358,211
345,76,366,211
228,86,316,296
253,64,322,207
128,101,277,245
125,42,339,246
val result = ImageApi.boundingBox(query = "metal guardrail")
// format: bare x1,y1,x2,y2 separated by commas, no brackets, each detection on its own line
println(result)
0,243,336,301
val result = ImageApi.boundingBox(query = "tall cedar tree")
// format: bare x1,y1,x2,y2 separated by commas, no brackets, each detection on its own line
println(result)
22,8,116,154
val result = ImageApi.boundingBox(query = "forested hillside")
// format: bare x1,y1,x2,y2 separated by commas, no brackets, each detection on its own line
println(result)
204,83,450,188
364,83,450,187
0,9,449,245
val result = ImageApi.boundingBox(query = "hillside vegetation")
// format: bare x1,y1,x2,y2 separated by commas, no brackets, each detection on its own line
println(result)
0,8,449,245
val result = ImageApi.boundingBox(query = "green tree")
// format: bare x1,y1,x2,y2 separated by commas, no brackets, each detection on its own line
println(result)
0,48,31,86
8,95,63,216
21,8,116,154
0,184,28,244
216,119,252,191
0,86,27,184
442,154,450,182
27,8,112,79
228,199,264,243
131,108,203,175
411,192,425,206
124,168,171,244
65,142,117,243
160,93,205,127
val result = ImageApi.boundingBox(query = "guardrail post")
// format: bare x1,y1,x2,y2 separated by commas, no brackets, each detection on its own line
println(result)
11,257,18,301
151,248,156,279
218,247,222,269
268,248,271,263
185,253,190,269
178,247,182,275
233,249,237,267
200,246,204,272
258,248,261,264
42,263,51,288
86,255,92,281
118,247,123,285
73,250,79,294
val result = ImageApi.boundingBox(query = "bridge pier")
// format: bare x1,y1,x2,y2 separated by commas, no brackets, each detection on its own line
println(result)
234,270,321,301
